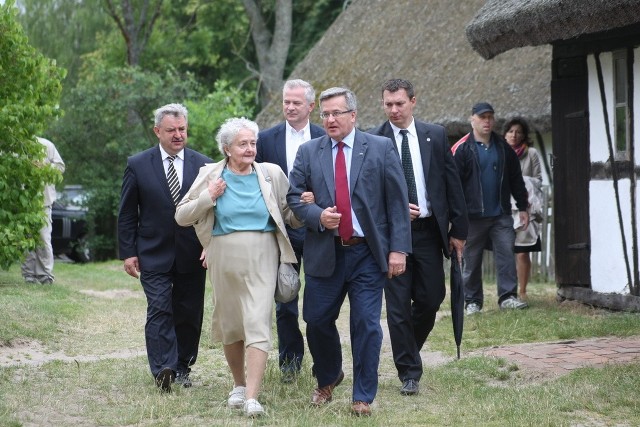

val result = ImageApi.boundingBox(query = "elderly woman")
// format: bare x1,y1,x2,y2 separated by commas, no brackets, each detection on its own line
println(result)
503,117,543,299
175,117,302,417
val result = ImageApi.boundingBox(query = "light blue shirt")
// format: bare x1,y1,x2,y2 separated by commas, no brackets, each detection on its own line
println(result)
212,168,276,236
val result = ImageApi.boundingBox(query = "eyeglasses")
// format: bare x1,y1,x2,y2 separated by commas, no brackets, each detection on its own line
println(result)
319,110,354,119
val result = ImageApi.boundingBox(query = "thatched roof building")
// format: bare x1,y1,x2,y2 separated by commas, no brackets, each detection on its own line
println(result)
255,0,552,137
466,0,640,60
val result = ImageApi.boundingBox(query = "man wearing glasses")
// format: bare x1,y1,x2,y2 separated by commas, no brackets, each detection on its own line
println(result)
287,87,411,416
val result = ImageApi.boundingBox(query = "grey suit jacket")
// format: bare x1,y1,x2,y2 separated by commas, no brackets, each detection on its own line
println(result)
287,129,412,277
369,120,468,258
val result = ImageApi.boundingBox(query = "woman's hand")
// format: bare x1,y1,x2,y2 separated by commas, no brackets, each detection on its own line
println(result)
208,178,226,202
301,191,315,204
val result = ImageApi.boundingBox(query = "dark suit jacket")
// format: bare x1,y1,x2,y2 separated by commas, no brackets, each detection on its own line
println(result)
256,121,325,175
287,130,412,277
369,120,468,258
118,146,213,273
257,121,325,246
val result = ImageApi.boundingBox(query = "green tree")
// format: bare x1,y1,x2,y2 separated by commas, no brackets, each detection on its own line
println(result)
16,0,112,91
47,62,200,259
0,0,65,270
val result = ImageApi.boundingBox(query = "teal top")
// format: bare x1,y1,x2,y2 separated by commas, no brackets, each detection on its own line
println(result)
212,167,276,236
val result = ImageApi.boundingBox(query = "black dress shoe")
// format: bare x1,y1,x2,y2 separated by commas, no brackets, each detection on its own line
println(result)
400,379,419,395
174,371,192,388
155,367,175,392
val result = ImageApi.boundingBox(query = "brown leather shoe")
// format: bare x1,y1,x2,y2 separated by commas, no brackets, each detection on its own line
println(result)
310,370,344,406
351,401,371,416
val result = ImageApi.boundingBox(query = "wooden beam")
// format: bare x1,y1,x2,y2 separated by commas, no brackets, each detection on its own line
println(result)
558,286,640,312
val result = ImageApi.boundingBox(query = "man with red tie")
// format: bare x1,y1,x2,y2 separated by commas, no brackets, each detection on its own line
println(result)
287,87,411,416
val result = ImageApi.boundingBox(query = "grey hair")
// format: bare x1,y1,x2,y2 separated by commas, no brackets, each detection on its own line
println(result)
154,103,188,127
283,79,316,104
319,87,357,111
216,117,259,157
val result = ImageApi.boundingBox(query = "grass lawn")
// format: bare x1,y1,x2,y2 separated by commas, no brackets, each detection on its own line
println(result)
0,260,639,426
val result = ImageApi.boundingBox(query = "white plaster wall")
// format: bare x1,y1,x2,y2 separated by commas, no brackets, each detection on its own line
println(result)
589,180,634,294
587,49,640,164
586,50,640,295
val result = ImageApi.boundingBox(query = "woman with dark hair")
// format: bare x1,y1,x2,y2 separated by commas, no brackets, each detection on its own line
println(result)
504,117,543,299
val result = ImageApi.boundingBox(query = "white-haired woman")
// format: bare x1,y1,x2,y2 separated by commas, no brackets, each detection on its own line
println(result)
175,117,302,417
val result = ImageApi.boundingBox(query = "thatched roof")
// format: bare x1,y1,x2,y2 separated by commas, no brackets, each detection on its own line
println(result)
255,0,552,137
467,0,640,60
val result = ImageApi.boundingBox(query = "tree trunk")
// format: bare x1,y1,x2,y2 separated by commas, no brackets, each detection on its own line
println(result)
103,0,162,67
242,0,292,108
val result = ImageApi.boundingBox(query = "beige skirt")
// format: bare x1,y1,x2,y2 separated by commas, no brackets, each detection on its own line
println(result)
207,231,278,352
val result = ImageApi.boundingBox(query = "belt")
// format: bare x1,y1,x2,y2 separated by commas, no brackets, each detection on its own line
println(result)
411,216,435,231
335,236,367,246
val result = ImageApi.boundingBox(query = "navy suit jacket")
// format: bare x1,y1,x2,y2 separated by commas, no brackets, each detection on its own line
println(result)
287,130,412,277
256,121,325,175
257,121,325,246
369,120,468,258
118,145,213,273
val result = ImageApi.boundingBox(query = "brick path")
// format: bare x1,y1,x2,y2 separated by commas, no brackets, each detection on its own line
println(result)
477,335,640,376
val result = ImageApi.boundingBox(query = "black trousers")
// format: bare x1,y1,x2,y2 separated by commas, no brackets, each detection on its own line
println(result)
384,217,445,382
141,268,206,377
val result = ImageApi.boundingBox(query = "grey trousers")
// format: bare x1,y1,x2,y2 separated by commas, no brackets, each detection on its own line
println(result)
21,206,55,283
463,214,517,308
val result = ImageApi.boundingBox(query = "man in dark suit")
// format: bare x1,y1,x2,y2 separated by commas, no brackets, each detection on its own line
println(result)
370,79,468,396
118,103,212,392
256,79,325,382
287,87,411,416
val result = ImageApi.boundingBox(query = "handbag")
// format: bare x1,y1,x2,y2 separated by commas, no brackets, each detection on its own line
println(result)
275,262,301,303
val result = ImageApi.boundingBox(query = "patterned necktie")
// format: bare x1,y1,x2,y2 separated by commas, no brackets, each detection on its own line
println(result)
335,141,353,240
400,129,418,205
167,155,181,205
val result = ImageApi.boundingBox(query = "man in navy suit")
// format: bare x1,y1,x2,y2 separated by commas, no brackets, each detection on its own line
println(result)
118,103,212,392
370,79,468,396
287,87,411,416
256,79,325,382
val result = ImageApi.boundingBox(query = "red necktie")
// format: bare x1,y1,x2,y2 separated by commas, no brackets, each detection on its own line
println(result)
335,141,353,240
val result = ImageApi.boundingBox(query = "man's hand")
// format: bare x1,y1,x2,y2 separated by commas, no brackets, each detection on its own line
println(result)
320,206,342,229
449,237,465,265
408,203,420,221
123,256,140,279
519,211,530,230
387,251,407,278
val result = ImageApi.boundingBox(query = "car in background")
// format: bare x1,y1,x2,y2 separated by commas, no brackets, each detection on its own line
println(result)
51,185,91,263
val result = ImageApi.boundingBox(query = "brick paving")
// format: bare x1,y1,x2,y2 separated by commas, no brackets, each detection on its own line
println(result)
477,335,640,376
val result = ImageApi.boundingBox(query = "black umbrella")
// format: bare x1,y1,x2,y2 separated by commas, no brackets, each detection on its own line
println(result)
450,250,464,359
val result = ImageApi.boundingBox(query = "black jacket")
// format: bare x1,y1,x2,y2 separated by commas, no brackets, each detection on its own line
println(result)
451,131,527,218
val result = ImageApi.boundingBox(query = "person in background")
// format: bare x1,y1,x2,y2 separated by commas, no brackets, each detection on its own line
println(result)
256,78,325,382
287,87,411,416
503,117,543,299
22,136,65,285
451,102,529,314
118,103,212,392
369,78,468,396
175,117,302,418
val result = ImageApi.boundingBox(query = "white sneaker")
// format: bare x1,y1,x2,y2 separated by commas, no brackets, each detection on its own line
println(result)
227,386,246,409
244,398,265,417
465,302,482,315
499,296,529,310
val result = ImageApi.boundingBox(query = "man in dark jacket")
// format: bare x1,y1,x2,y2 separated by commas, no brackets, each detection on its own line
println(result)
451,102,528,314
256,79,325,382
118,103,212,391
370,79,467,396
